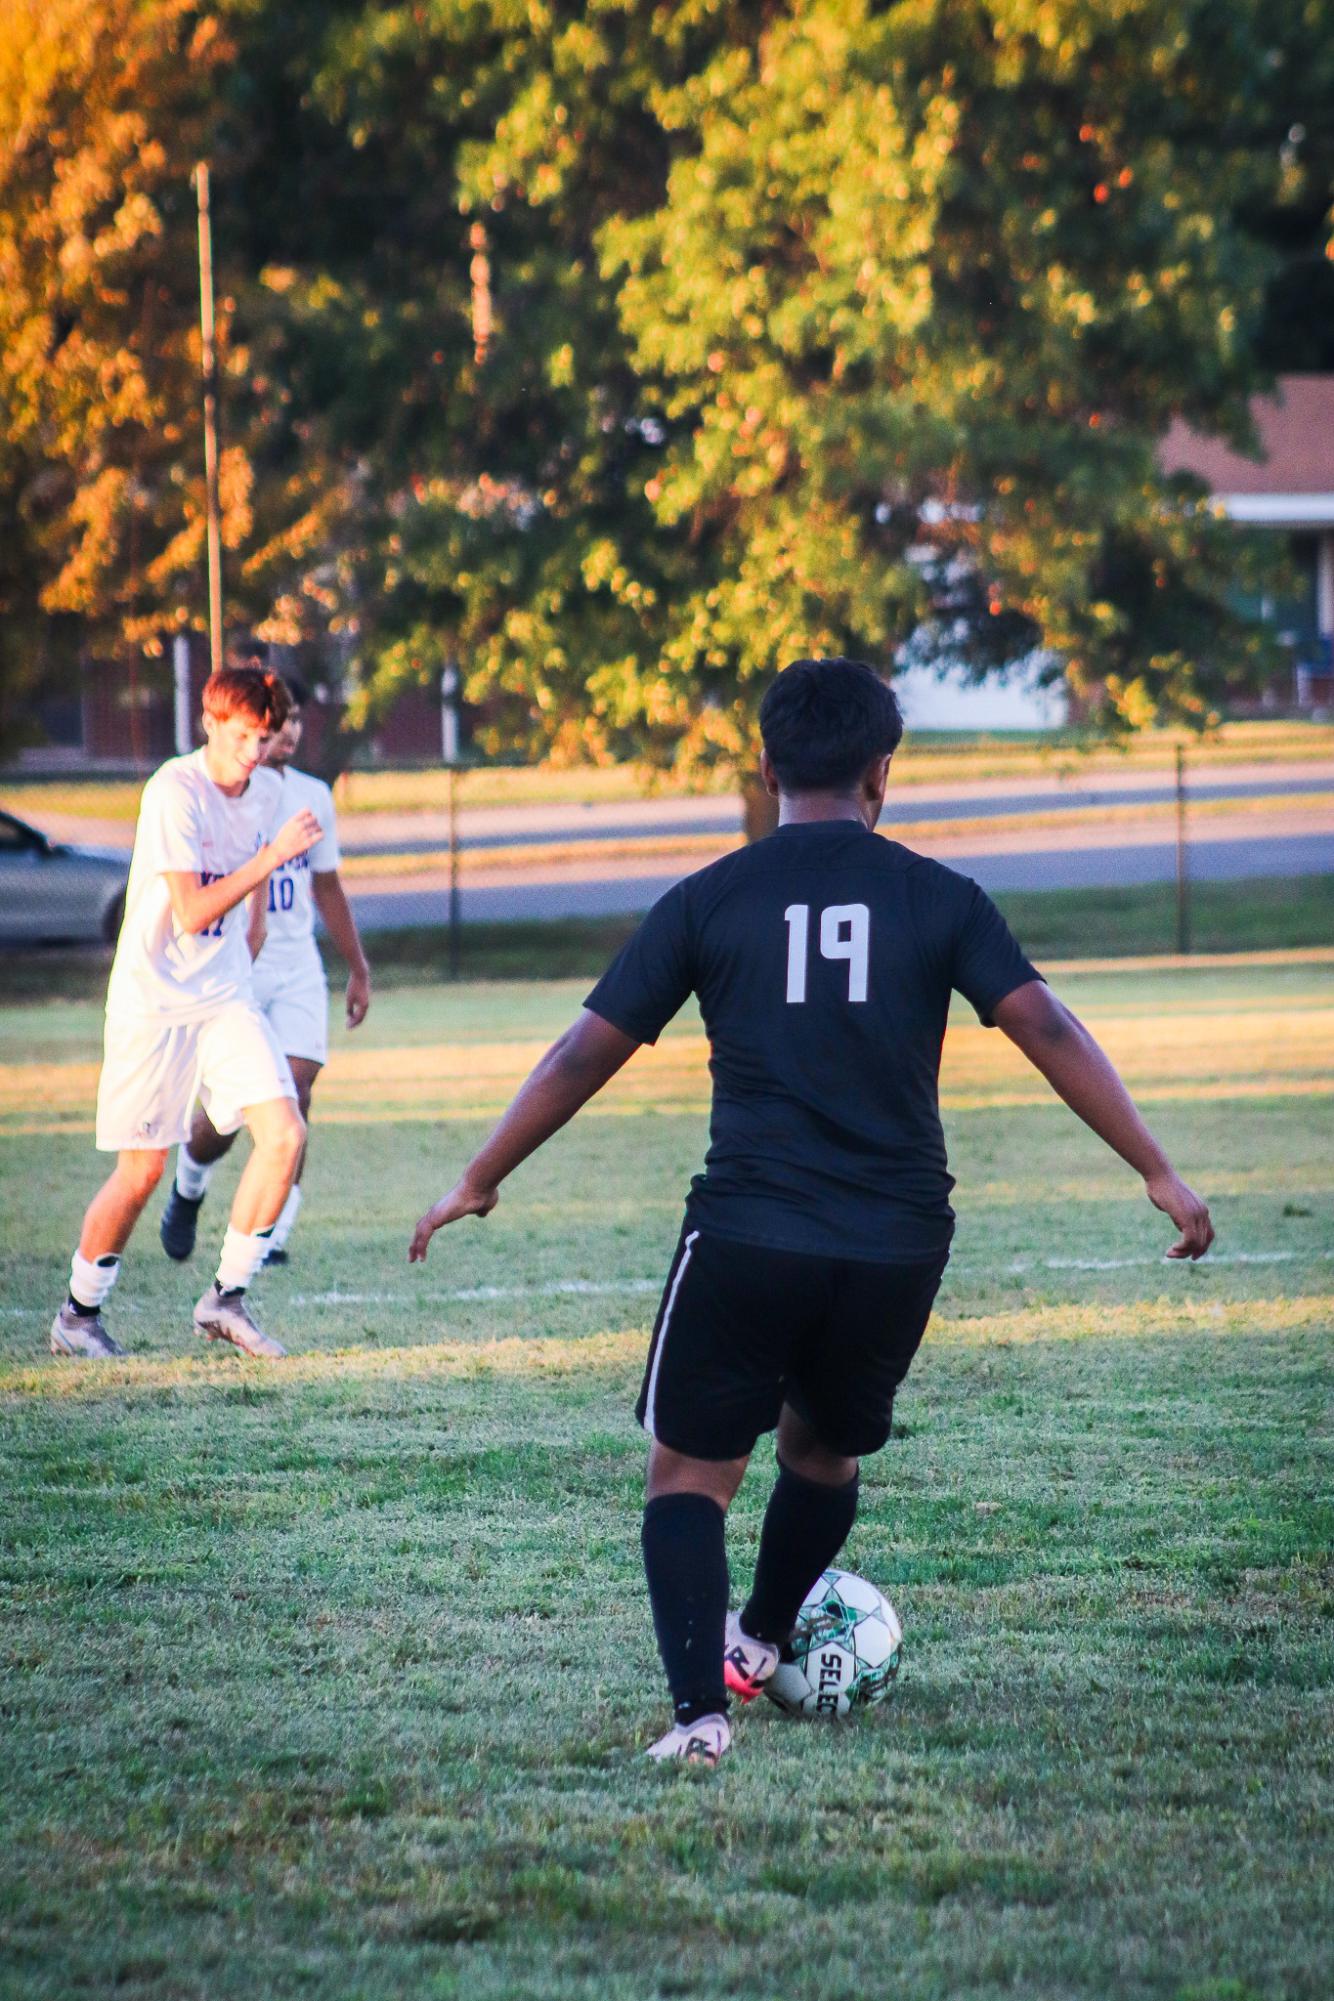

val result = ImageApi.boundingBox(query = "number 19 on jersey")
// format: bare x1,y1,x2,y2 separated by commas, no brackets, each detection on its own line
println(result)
784,903,870,1003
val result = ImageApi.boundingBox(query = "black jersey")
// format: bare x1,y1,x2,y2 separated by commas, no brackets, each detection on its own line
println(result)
585,818,1040,1261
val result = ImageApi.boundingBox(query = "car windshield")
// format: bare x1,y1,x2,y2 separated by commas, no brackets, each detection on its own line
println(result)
0,814,40,850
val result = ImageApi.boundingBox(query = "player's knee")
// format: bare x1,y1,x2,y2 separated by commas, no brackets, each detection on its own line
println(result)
119,1150,168,1201
782,1438,863,1485
278,1106,307,1164
256,1104,306,1168
779,1397,881,1473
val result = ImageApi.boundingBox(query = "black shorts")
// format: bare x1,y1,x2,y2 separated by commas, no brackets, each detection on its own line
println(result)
636,1226,949,1462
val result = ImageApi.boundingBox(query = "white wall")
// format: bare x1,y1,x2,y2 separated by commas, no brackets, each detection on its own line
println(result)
891,658,1068,732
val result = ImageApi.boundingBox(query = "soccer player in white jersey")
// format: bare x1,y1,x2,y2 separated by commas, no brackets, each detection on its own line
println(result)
49,667,324,1361
159,677,371,1268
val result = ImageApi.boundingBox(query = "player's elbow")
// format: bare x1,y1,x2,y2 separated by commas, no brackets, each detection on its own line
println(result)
996,983,1078,1054
1034,995,1080,1047
547,1025,600,1084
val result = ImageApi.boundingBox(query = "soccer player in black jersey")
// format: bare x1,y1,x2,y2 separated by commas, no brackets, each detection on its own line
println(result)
409,659,1214,1767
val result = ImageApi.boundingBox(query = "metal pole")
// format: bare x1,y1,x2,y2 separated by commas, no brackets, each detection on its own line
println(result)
441,664,460,765
172,632,192,754
195,163,223,676
447,758,462,982
441,664,462,977
1175,741,1190,956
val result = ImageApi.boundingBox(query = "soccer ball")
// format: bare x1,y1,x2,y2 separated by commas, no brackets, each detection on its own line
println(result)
764,1567,903,1718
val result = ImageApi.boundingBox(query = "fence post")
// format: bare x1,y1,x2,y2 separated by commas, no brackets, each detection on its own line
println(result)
448,759,462,982
1175,742,1190,956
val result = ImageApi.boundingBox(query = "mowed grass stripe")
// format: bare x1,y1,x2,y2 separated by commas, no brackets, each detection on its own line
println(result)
1,1290,1329,1403
4,978,1332,1132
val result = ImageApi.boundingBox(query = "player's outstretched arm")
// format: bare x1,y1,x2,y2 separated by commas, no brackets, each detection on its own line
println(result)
992,980,1214,1260
312,871,371,1027
409,1009,640,1262
164,809,323,936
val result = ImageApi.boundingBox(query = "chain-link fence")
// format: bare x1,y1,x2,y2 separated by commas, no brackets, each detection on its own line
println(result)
3,723,1334,999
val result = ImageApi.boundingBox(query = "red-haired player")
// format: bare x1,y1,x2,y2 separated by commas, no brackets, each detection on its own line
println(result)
49,667,322,1361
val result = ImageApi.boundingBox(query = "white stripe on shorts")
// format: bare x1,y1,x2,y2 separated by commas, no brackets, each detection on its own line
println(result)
642,1230,700,1440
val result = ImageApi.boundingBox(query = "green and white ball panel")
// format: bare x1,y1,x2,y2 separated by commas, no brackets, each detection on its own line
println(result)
834,1570,888,1618
849,1612,899,1670
763,1567,903,1719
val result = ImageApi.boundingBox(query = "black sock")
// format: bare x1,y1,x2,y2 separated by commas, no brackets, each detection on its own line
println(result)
67,1295,99,1317
641,1493,730,1726
741,1460,860,1647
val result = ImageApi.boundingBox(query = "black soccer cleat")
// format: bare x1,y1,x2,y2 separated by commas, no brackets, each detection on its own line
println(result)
262,1245,289,1266
159,1185,205,1261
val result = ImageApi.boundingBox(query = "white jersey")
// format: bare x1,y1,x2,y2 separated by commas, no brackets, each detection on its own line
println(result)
105,750,282,1024
251,765,339,1001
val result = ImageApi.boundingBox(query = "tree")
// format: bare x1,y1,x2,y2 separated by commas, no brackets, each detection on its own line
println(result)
1,0,1323,770
0,0,228,698
0,0,371,756
308,0,1312,765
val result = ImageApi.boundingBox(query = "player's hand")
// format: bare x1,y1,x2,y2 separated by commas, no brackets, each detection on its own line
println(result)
1145,1169,1214,1260
409,1178,499,1262
268,809,323,866
345,964,371,1029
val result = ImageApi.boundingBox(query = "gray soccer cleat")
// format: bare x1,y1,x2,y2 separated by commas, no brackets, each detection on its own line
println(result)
723,1611,781,1704
646,1713,731,1767
193,1283,288,1359
49,1302,127,1360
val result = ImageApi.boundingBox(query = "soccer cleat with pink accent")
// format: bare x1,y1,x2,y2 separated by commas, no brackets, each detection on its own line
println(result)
645,1713,731,1767
193,1284,288,1359
723,1611,780,1703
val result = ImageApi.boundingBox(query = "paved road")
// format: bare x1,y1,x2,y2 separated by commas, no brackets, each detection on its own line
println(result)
21,757,1333,857
338,759,1334,856
13,758,1332,931
347,829,1334,930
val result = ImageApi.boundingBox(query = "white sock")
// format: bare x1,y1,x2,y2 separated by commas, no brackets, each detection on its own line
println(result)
176,1148,213,1201
70,1251,120,1312
215,1224,273,1294
269,1184,301,1251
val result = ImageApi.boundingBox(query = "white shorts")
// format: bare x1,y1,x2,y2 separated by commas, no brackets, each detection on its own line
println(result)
252,970,329,1066
95,1002,296,1153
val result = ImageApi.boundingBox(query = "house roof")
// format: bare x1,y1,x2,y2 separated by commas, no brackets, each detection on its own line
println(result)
1160,376,1334,496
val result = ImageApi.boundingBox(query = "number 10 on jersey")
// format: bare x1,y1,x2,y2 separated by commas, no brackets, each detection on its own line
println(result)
784,903,870,1003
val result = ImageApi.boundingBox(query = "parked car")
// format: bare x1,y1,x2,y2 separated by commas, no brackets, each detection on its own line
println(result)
0,808,129,945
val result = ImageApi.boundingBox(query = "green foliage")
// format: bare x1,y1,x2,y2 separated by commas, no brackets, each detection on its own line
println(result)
292,0,1314,758
0,2,226,649
0,0,1327,764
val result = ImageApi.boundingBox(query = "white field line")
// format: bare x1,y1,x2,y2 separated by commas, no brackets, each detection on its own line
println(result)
291,1248,1332,1306
6,1251,1328,1320
291,1279,662,1306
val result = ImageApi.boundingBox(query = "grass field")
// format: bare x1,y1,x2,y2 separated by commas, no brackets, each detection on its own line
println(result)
1,953,1331,2000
